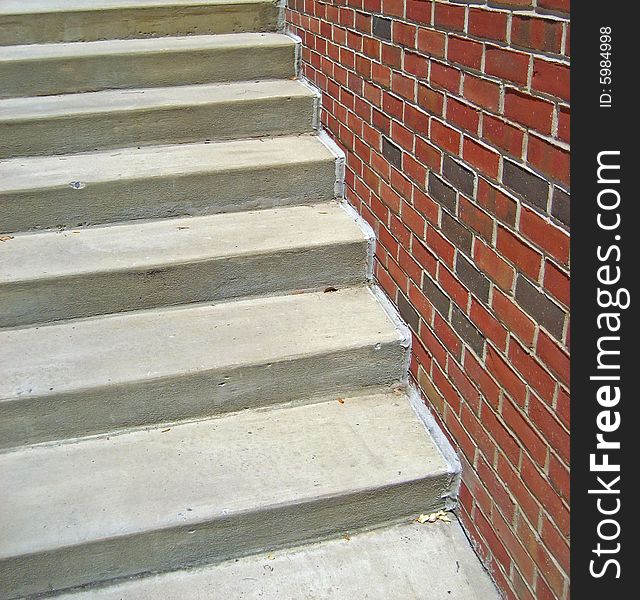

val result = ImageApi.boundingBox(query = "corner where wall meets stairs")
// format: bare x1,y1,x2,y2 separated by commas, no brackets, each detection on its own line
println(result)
0,2,500,599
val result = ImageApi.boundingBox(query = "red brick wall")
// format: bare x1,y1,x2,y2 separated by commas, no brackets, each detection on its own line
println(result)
286,1,570,598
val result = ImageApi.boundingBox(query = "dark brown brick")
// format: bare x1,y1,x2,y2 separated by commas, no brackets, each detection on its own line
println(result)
441,212,473,254
515,276,565,340
503,160,550,211
428,173,457,213
372,16,392,41
382,136,403,170
443,155,475,197
422,273,451,317
397,291,421,332
451,305,485,356
456,255,491,303
551,186,570,227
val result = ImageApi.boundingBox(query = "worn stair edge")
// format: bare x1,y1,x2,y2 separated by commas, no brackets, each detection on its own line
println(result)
0,392,454,599
0,0,280,46
0,79,316,158
53,519,500,600
0,287,409,449
0,202,370,327
0,135,337,233
0,33,296,99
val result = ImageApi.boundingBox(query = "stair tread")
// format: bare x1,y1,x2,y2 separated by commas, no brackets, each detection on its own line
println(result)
0,0,268,16
0,202,363,283
0,287,402,400
0,79,313,121
0,391,450,560
0,32,293,62
54,520,499,600
0,135,332,195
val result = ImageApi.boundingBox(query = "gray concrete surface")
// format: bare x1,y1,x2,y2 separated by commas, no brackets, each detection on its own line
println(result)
0,79,316,158
0,0,279,46
56,519,500,600
0,33,295,98
0,392,454,598
0,287,408,447
0,202,369,326
0,135,337,232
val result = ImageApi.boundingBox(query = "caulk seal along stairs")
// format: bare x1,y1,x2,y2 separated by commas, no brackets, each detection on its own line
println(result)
0,2,485,599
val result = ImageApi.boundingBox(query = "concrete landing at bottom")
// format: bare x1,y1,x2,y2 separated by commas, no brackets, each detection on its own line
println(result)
58,519,500,600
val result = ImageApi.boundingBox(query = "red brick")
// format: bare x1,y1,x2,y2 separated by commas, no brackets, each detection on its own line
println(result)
413,186,440,224
430,61,461,93
485,46,529,85
383,0,405,18
492,289,536,347
382,91,403,120
406,0,432,26
468,7,509,42
487,345,527,407
496,227,543,280
504,89,555,135
391,71,416,100
474,240,515,291
497,454,541,526
416,27,445,57
448,36,484,70
438,265,470,309
470,300,508,350
404,51,429,78
463,74,501,112
448,359,482,413
434,2,466,32
393,21,417,48
527,135,570,186
483,115,525,157
519,207,570,265
548,453,570,503
538,0,570,14
477,179,518,226
543,260,569,306
459,195,494,242
415,136,441,170
509,339,557,403
536,330,569,385
381,43,402,68
430,119,461,154
521,453,569,533
557,104,570,143
447,98,480,134
502,399,547,464
405,104,428,133
417,83,444,116
540,515,570,572
511,15,563,53
433,357,464,411
532,58,570,101
463,137,501,179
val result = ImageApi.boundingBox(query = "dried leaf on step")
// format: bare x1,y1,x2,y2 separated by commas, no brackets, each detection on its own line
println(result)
161,428,171,433
324,286,338,293
342,533,351,541
337,398,345,404
416,510,451,524
0,235,14,242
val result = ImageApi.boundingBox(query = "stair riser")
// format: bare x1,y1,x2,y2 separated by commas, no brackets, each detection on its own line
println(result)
0,344,405,450
0,96,316,159
0,43,295,99
1,242,369,327
0,3,280,46
0,476,452,599
0,161,337,233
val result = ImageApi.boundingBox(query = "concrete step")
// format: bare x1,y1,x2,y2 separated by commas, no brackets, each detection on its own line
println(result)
0,135,337,233
54,519,499,600
0,287,409,449
0,79,317,158
0,0,280,46
0,392,455,599
0,202,371,327
0,33,296,99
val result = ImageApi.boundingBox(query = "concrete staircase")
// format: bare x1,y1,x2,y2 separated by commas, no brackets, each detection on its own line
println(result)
0,2,498,598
